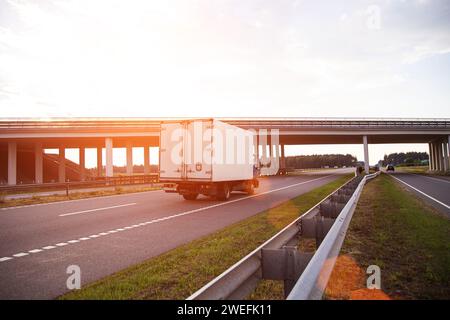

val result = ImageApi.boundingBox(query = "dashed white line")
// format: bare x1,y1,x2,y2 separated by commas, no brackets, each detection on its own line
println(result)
59,203,137,217
29,249,43,254
0,257,12,262
0,174,341,263
55,243,68,247
13,253,29,258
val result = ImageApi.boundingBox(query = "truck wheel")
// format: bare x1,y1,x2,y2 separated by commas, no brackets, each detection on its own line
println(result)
216,183,231,201
246,182,255,195
183,193,198,200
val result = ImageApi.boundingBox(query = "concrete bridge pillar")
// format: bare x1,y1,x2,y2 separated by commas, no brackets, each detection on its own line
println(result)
280,144,286,174
434,142,439,171
105,137,113,177
255,130,260,167
35,142,43,184
428,143,433,171
7,142,17,185
79,147,86,181
431,142,436,171
260,129,268,166
448,135,450,170
144,146,151,174
126,142,133,175
363,135,369,174
97,147,103,177
443,140,449,172
58,146,66,183
437,141,443,171
274,138,280,174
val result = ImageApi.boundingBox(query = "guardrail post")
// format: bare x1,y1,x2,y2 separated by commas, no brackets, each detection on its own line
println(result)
261,246,313,298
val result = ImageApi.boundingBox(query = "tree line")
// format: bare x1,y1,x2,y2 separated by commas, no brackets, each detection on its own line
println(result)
382,152,429,166
285,154,357,169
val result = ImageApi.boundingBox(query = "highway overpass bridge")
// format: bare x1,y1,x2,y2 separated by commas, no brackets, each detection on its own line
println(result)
1,118,449,185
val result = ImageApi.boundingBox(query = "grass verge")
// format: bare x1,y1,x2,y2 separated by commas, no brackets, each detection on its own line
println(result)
326,173,450,300
60,174,353,300
0,186,160,209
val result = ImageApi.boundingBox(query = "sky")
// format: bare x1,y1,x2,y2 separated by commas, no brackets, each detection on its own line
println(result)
1,0,449,165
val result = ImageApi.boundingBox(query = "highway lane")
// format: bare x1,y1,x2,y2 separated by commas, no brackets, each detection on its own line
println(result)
0,169,352,299
388,172,450,216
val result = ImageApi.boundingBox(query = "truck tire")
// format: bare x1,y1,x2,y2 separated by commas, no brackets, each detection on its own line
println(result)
246,182,255,195
183,193,199,200
216,183,231,201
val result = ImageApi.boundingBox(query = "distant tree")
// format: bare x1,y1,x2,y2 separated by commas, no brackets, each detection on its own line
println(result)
382,152,428,166
285,154,357,169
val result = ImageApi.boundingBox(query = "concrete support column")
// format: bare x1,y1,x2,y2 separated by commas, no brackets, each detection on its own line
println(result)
144,146,151,174
437,142,443,171
97,147,103,177
79,147,86,181
443,140,449,171
448,135,450,171
105,137,113,177
268,134,273,158
126,142,133,175
255,130,260,167
280,144,286,172
432,143,438,171
58,146,66,183
260,129,268,165
35,142,43,184
363,135,370,174
428,143,433,171
274,138,280,174
7,142,17,185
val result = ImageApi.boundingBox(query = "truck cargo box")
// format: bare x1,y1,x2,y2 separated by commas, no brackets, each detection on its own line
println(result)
159,119,256,183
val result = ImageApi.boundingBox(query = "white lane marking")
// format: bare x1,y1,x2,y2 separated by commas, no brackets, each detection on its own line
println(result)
55,242,68,247
13,252,29,257
0,174,342,263
29,249,43,254
0,257,12,262
59,203,137,217
0,190,162,211
390,174,450,210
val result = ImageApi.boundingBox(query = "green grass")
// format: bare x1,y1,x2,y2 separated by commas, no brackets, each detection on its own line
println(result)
0,186,160,209
326,173,450,300
395,165,429,174
60,174,353,300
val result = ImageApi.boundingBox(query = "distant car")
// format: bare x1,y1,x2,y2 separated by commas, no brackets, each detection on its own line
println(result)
386,165,395,172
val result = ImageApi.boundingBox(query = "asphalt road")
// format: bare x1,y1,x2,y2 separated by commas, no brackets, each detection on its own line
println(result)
0,169,351,299
388,172,450,216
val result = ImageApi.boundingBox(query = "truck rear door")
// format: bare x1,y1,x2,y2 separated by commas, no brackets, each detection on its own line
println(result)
160,122,184,180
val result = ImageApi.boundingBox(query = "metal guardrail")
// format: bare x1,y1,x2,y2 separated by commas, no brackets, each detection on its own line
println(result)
187,171,380,300
287,171,380,299
0,174,159,195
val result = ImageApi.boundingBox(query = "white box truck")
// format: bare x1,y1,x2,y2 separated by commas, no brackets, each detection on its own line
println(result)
159,119,259,201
